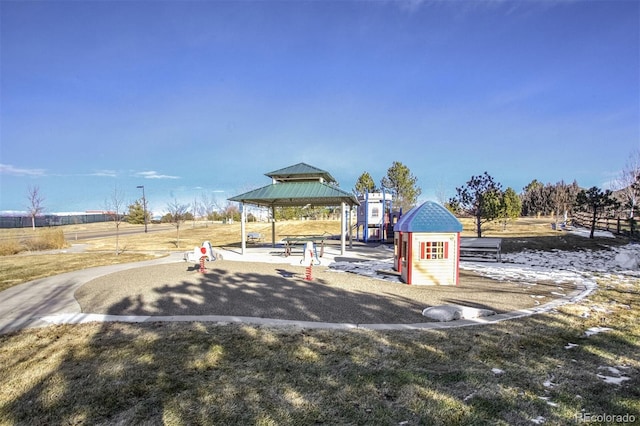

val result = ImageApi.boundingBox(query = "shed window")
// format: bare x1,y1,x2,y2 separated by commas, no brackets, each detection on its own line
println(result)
419,241,448,260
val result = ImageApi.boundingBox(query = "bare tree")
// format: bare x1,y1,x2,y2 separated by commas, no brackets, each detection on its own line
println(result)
105,186,126,255
434,180,450,207
200,192,218,222
191,196,201,228
223,202,240,223
615,150,640,219
166,199,190,247
26,185,45,230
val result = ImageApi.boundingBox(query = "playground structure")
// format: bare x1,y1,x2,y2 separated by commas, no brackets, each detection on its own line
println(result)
355,192,400,243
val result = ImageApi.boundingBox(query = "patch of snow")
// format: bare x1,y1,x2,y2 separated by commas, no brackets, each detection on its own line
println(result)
463,391,476,402
564,343,579,349
584,327,613,337
330,259,401,282
530,416,546,424
538,396,559,407
491,368,505,375
614,251,638,269
329,244,640,289
499,243,640,274
597,371,631,385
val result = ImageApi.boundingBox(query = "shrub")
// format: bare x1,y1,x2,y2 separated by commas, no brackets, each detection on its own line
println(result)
22,229,67,252
0,238,23,256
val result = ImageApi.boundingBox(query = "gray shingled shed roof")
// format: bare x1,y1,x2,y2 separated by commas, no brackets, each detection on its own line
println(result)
395,201,462,233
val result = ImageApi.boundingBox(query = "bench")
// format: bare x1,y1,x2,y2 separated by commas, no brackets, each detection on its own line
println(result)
246,232,264,243
460,237,502,262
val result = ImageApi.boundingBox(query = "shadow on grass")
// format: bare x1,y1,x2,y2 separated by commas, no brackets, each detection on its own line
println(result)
4,307,638,424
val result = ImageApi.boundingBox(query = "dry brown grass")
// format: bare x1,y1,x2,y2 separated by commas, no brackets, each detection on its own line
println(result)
0,228,67,256
0,253,157,293
68,216,617,253
82,220,343,252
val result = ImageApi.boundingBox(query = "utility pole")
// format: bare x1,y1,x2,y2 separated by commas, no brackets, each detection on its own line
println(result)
137,185,147,233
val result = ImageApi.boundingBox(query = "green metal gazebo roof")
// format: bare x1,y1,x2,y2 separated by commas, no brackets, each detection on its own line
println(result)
265,162,337,184
229,181,359,207
229,162,358,207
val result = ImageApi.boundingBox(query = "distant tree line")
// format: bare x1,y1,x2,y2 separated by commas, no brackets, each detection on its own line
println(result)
20,151,640,242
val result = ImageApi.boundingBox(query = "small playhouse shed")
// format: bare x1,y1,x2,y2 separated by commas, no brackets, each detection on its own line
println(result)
394,201,463,286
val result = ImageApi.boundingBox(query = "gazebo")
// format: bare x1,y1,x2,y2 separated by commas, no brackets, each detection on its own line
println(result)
228,163,360,255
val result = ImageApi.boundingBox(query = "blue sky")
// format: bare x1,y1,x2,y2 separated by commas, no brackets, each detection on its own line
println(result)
1,0,638,215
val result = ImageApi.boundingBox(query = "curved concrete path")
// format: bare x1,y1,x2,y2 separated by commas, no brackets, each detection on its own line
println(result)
0,250,597,335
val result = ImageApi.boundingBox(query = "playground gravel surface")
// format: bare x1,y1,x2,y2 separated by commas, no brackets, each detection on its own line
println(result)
75,259,576,324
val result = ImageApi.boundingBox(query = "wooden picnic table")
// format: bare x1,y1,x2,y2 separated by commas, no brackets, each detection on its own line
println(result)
281,234,327,257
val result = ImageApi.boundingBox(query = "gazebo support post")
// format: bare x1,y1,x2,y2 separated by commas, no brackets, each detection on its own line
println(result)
271,206,276,248
349,206,353,249
341,202,346,255
240,202,246,255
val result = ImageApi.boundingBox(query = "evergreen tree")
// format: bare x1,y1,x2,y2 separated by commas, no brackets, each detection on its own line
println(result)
353,172,377,196
380,161,421,212
521,180,543,217
126,200,149,225
499,187,522,230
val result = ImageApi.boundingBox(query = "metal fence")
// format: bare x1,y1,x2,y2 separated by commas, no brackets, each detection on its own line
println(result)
0,213,116,229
